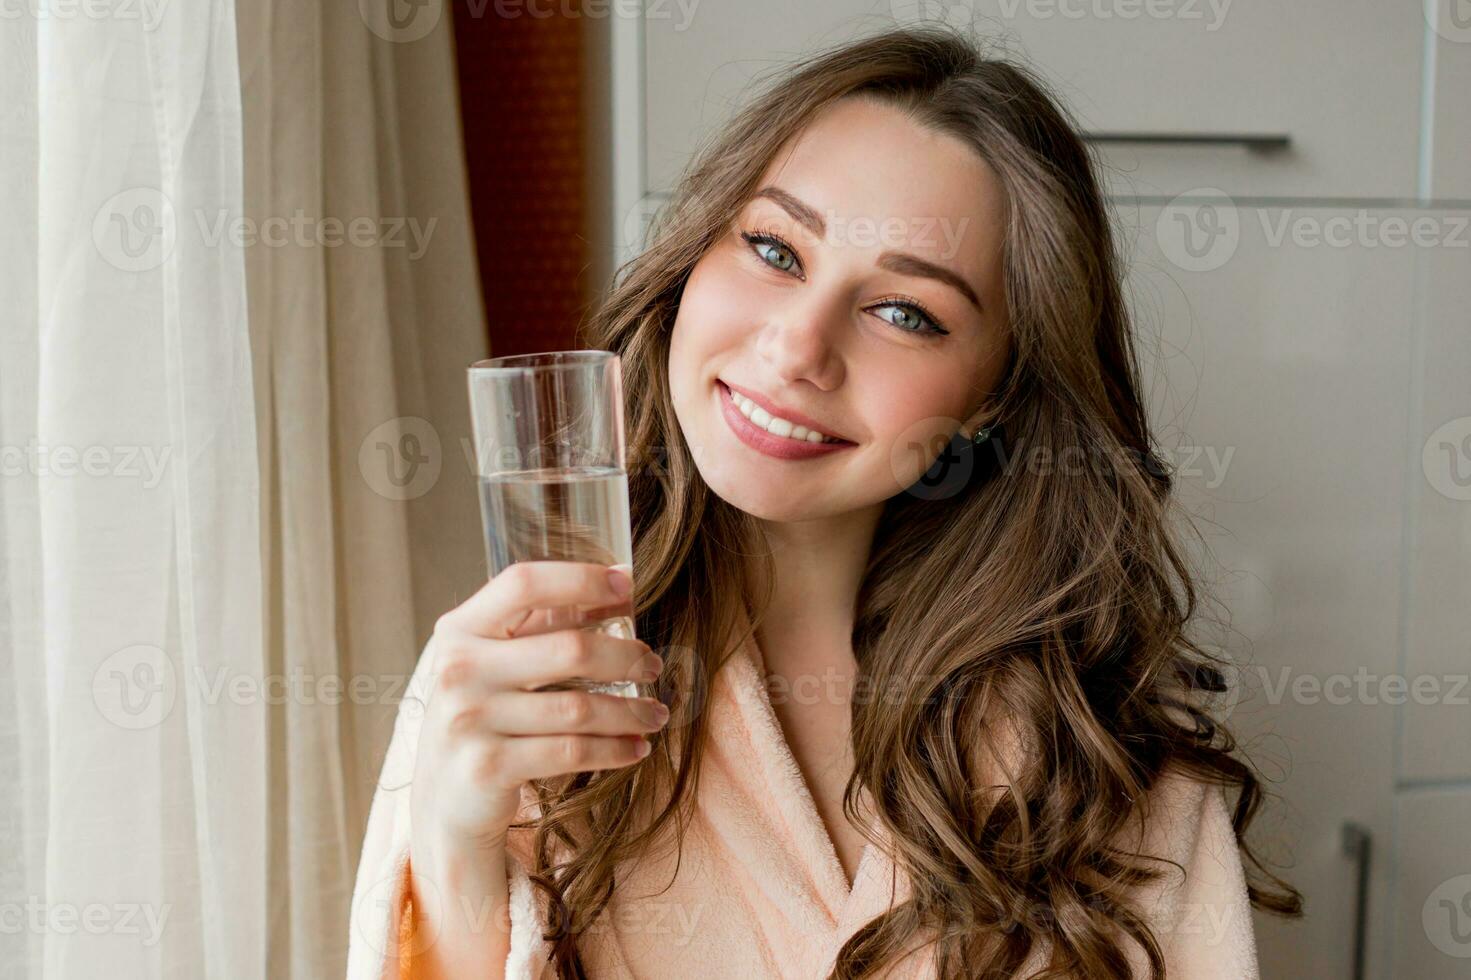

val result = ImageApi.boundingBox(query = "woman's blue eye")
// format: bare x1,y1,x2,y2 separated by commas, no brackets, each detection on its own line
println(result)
873,301,946,336
742,232,798,273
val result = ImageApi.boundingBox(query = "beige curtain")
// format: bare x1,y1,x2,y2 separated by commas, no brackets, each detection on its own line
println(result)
235,5,488,975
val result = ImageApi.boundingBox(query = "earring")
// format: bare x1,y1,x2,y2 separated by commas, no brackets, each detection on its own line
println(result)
969,423,995,446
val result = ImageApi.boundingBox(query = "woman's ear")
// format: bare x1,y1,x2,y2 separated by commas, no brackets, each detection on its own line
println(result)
960,408,992,442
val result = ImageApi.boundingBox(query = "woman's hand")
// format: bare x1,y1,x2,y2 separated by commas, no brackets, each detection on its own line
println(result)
410,560,668,853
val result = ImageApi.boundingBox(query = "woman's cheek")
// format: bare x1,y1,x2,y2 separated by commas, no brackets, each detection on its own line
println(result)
876,388,975,490
677,260,752,354
701,264,769,335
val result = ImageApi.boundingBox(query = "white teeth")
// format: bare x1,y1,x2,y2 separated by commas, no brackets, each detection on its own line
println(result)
729,388,841,444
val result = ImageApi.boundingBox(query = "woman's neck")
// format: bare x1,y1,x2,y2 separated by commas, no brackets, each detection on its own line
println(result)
749,501,883,667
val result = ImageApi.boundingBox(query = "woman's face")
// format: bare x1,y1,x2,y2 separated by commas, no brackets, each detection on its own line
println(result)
668,96,1011,523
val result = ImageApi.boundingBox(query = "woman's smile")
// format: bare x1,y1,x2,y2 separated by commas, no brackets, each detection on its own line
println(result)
716,379,857,460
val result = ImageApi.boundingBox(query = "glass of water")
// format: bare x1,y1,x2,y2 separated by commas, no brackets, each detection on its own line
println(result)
467,350,639,699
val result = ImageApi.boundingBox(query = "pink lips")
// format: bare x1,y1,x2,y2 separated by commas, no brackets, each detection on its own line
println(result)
721,379,849,442
717,380,855,461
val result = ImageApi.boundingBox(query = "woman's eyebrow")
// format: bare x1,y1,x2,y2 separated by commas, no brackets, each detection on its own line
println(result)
876,252,983,314
754,186,825,236
752,185,984,315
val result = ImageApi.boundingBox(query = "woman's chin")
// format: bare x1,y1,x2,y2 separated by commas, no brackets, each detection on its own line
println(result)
697,475,818,523
700,468,871,524
704,481,799,522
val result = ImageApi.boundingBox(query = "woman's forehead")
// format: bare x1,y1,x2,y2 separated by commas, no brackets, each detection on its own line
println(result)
746,101,1006,278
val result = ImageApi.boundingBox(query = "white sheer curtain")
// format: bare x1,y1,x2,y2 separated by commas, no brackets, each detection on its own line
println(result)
1,2,487,978
1,1,266,977
234,0,487,975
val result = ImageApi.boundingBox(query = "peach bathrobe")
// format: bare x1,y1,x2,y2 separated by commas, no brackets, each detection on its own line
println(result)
347,628,1261,979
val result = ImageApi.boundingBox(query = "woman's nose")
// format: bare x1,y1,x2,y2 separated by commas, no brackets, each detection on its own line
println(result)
753,290,847,390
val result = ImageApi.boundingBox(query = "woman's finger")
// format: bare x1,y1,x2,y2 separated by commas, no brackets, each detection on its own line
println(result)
499,628,661,691
489,604,584,640
475,689,669,736
435,628,662,695
449,561,634,640
487,733,652,785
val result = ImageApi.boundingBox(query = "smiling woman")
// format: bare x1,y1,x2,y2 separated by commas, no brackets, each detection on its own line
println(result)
348,24,1302,980
668,94,1010,525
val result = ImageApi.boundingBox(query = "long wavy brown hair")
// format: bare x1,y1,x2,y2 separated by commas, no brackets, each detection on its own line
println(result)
515,24,1302,979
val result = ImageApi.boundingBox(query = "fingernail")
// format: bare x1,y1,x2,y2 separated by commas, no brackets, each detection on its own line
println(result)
608,567,633,596
651,701,670,723
635,736,652,757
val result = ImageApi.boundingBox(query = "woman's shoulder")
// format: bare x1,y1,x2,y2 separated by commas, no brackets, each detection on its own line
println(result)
1113,765,1261,978
958,709,1260,976
960,700,1243,875
1120,766,1239,880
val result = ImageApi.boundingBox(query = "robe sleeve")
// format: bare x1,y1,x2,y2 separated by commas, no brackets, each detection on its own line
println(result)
346,637,556,980
1122,769,1262,980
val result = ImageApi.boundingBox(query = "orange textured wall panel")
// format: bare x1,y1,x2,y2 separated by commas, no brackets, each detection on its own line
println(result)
454,4,587,356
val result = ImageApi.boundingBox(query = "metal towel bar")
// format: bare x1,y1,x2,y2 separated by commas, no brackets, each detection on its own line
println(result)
1341,821,1372,980
1082,132,1291,151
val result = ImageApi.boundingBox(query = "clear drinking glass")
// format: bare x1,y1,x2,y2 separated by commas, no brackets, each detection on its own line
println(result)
467,350,639,699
